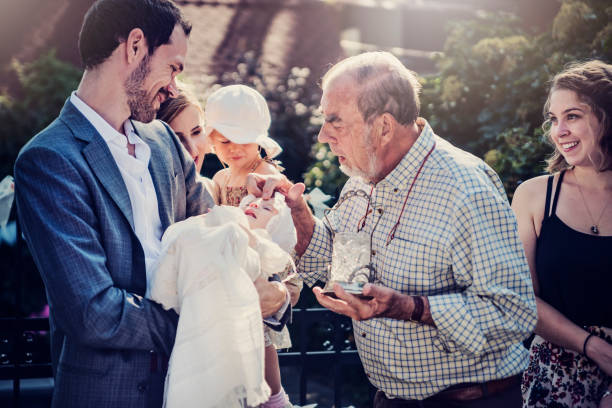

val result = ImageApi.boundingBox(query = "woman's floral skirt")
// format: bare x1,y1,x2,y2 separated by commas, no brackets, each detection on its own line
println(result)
522,326,611,407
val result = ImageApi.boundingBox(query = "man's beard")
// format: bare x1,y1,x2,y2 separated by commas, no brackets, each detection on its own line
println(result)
339,125,378,181
124,55,159,123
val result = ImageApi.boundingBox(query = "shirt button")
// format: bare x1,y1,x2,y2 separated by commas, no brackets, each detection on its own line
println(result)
371,250,376,256
361,332,366,338
377,208,383,214
137,383,147,392
393,188,399,193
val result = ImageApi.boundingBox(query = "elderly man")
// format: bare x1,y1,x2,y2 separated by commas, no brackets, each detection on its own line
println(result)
249,51,537,407
14,1,286,407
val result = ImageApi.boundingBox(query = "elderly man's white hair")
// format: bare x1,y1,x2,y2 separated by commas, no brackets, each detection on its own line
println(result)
321,51,422,127
239,192,297,254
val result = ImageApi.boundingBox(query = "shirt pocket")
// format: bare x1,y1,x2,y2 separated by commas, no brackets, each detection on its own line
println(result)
380,228,450,294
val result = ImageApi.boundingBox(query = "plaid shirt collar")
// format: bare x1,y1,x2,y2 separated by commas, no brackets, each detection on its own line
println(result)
378,118,436,192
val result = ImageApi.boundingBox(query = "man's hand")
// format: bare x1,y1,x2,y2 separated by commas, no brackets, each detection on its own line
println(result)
254,277,288,318
312,283,408,321
246,173,314,256
313,283,435,325
245,173,305,209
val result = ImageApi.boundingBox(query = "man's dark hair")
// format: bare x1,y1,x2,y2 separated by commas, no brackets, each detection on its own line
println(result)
78,0,191,69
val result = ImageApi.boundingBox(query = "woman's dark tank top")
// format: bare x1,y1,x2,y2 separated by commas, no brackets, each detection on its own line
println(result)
535,170,612,328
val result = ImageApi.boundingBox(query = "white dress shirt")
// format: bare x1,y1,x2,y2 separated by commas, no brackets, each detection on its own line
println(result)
70,92,163,283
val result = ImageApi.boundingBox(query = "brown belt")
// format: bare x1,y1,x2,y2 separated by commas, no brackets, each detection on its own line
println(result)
375,374,521,406
428,374,521,401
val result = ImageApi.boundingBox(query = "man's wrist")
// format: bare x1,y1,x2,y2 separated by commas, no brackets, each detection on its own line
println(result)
292,199,315,256
384,292,413,321
409,296,424,322
402,295,435,326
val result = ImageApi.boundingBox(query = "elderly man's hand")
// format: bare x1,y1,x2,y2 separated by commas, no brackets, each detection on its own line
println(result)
313,283,415,321
245,173,305,209
254,276,288,318
246,173,314,256
313,283,397,320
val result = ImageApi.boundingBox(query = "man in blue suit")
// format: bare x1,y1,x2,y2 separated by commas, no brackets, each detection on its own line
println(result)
14,1,288,406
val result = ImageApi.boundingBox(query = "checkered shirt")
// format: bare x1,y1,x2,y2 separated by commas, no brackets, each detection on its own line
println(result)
298,121,537,400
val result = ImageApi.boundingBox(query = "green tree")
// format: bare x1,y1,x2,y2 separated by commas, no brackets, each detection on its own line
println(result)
421,0,611,197
306,0,611,200
0,50,82,176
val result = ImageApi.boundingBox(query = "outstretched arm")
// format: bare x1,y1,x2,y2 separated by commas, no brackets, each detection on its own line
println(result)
246,173,314,255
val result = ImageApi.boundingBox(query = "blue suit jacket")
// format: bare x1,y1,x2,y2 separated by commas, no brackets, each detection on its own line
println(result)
14,99,214,408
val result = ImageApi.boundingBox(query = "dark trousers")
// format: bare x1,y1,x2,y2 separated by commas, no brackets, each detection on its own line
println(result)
373,382,522,408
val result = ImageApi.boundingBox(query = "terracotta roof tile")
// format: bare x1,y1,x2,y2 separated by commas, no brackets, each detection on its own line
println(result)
180,2,343,98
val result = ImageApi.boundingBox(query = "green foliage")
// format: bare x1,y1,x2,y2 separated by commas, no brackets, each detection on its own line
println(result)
303,143,347,200
420,0,611,196
0,50,80,316
420,11,549,153
0,50,81,176
484,127,550,200
304,1,611,199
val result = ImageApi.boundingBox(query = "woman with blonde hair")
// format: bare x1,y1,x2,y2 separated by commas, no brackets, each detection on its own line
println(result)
157,86,218,201
512,60,612,407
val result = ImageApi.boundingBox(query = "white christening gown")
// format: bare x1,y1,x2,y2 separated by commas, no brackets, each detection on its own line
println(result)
148,206,273,408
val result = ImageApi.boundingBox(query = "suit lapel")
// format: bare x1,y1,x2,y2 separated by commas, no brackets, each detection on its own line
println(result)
131,120,173,231
59,100,135,231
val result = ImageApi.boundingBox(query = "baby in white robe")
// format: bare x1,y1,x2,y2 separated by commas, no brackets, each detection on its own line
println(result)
147,192,297,408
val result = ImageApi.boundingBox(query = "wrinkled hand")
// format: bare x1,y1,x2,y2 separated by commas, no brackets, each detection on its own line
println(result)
313,283,409,321
254,277,288,318
245,173,305,209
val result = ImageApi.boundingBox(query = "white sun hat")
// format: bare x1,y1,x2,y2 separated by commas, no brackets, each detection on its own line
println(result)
205,84,282,158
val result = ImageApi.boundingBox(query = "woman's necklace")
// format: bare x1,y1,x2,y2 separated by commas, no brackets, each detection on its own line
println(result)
574,170,611,235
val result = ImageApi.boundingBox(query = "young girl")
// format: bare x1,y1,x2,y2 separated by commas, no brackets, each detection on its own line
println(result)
205,84,301,408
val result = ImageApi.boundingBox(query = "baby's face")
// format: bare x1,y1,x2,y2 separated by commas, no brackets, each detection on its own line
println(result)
243,197,279,229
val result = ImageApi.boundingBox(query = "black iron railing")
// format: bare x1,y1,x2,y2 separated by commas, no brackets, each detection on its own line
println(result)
278,308,374,407
0,310,372,408
0,317,52,407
